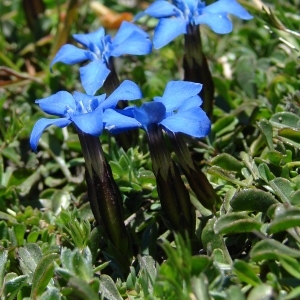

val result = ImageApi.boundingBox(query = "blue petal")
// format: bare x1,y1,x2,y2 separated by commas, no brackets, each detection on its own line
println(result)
178,95,203,110
79,60,110,95
111,30,152,57
160,108,211,138
71,108,104,136
203,0,253,20
133,102,166,128
50,44,87,70
102,80,142,110
103,109,141,134
184,0,199,12
73,92,107,110
194,13,233,34
114,21,149,44
155,81,202,111
153,18,187,49
73,27,105,49
36,91,76,116
30,118,71,152
144,1,180,18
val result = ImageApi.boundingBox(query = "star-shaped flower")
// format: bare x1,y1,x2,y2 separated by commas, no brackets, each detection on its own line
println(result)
104,80,211,138
138,0,253,48
30,80,142,152
50,21,152,95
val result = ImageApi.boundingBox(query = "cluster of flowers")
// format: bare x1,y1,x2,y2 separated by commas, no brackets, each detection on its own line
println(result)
30,0,252,149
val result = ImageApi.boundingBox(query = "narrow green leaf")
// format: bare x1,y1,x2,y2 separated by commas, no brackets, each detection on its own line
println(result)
230,189,278,212
257,119,274,150
258,163,275,182
285,286,300,300
99,274,123,300
210,153,244,173
214,213,262,235
68,277,99,300
269,177,293,203
250,239,300,261
18,244,42,282
267,207,300,233
31,253,59,298
233,260,262,286
13,223,26,246
278,128,300,148
190,275,211,300
278,255,300,279
137,255,156,292
0,249,8,287
0,211,16,223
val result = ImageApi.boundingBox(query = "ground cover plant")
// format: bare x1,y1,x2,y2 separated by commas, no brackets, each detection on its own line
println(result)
0,0,300,299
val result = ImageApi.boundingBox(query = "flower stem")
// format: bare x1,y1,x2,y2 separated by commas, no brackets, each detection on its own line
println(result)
147,124,195,237
183,25,214,119
168,132,220,212
103,58,137,149
76,128,132,275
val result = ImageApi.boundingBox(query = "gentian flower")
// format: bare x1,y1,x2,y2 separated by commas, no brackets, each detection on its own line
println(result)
30,80,142,152
104,80,211,138
139,0,253,48
50,21,152,95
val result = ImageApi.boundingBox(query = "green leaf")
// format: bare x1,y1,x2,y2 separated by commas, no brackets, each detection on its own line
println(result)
267,150,283,166
18,244,42,283
137,255,156,293
13,223,26,246
250,239,300,261
68,277,99,300
269,177,294,203
258,163,275,182
190,256,212,276
214,213,262,235
278,128,300,148
278,255,300,279
267,207,300,234
190,275,211,300
0,211,16,223
212,115,238,137
209,153,244,173
225,285,246,300
270,112,300,129
201,218,232,264
285,286,300,300
230,189,278,212
31,253,59,298
71,249,93,281
38,288,61,300
233,260,262,286
247,284,274,300
3,273,28,300
0,249,8,287
257,119,274,150
99,274,123,300
207,166,248,187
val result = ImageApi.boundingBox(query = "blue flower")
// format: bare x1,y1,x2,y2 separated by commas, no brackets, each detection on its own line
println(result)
50,21,152,95
30,80,142,152
138,0,253,49
104,81,211,138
